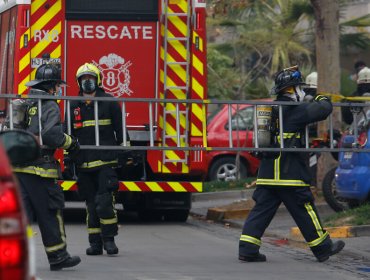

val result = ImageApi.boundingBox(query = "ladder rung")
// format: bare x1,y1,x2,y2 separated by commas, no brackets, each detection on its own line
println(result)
168,37,188,41
164,110,187,114
167,61,188,66
167,13,188,17
164,159,188,163
164,135,186,139
167,86,188,90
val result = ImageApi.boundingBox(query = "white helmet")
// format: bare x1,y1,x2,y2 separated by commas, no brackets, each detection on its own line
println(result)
305,72,317,89
357,67,370,84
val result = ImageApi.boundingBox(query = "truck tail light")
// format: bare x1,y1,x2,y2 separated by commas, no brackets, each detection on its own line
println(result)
0,182,28,280
0,184,20,214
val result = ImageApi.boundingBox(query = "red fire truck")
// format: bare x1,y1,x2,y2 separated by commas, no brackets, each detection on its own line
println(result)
0,0,207,221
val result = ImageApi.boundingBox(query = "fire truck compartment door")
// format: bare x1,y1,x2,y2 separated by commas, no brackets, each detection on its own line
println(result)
66,20,158,129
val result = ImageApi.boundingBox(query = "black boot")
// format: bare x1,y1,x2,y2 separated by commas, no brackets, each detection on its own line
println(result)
86,243,103,255
316,240,345,262
103,237,118,255
50,256,81,271
239,253,267,262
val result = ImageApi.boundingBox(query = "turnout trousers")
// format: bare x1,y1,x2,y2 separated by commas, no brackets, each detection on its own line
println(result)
239,186,332,259
16,173,70,265
77,166,118,245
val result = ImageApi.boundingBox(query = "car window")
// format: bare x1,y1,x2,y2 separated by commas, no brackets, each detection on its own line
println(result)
226,107,254,131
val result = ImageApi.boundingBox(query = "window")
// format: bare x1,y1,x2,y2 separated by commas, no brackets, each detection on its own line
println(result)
226,107,254,131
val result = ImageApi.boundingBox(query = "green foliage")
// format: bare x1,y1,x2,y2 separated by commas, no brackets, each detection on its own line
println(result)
324,203,370,226
207,47,237,99
340,70,357,97
207,0,370,100
340,33,370,53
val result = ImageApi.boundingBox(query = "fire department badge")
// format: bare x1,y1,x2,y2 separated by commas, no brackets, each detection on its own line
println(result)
93,53,133,97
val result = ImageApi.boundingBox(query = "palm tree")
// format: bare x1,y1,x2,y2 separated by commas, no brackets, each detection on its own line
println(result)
208,0,314,99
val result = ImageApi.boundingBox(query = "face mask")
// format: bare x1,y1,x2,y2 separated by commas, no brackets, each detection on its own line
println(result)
81,79,96,94
51,86,62,96
57,87,63,97
295,86,306,102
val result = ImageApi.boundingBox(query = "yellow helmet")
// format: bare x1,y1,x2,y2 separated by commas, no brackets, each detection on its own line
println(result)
76,63,101,87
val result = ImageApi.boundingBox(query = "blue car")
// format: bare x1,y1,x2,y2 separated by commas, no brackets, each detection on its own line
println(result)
335,109,370,208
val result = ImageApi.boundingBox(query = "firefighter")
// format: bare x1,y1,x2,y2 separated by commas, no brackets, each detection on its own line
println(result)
68,63,129,256
14,63,81,270
343,66,370,125
238,66,345,262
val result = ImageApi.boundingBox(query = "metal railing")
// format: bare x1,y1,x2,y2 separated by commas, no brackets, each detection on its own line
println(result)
1,93,370,154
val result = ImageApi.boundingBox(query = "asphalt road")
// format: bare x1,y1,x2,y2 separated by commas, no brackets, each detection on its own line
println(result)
32,206,370,280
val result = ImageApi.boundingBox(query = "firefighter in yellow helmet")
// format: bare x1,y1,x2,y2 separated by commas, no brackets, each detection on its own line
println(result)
14,62,81,270
238,66,345,263
67,63,130,256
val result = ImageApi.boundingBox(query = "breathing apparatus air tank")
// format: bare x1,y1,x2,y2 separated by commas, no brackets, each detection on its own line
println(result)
256,105,273,147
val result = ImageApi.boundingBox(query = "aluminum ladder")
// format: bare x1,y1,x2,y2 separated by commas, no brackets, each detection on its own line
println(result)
161,0,191,166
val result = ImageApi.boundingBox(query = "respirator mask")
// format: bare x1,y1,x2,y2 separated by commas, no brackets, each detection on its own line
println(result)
81,79,96,94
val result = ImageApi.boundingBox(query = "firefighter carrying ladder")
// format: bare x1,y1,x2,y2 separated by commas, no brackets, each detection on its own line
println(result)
161,0,191,172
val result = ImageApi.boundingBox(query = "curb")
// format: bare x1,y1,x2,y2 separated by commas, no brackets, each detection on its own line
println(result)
206,207,251,221
290,225,370,240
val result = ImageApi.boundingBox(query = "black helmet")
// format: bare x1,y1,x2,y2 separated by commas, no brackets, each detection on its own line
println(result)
270,66,305,95
25,63,66,87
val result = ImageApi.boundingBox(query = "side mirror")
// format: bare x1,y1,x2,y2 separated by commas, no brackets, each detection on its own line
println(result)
0,130,40,165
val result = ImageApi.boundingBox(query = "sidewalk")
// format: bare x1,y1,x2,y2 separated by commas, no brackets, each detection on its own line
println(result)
190,190,370,260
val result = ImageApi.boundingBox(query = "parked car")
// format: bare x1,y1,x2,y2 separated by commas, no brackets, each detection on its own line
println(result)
0,130,39,280
333,107,370,209
206,103,261,181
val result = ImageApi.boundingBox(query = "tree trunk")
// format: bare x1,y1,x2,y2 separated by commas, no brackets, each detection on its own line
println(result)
310,0,341,188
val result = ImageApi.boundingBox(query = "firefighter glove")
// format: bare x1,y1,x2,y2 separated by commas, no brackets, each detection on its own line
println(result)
65,135,80,162
67,135,80,153
314,95,330,102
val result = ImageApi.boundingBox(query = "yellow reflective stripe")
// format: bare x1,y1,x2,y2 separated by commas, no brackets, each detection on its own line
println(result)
274,155,280,180
305,202,325,237
80,160,118,169
256,179,310,187
100,217,118,225
308,232,329,247
13,166,59,178
283,132,301,138
56,210,66,243
277,132,301,141
88,228,102,234
45,210,66,252
82,119,112,127
61,134,72,149
239,235,261,246
45,242,66,253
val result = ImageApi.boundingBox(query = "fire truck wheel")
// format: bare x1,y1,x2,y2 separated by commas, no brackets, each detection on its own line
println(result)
163,210,189,222
208,157,247,182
